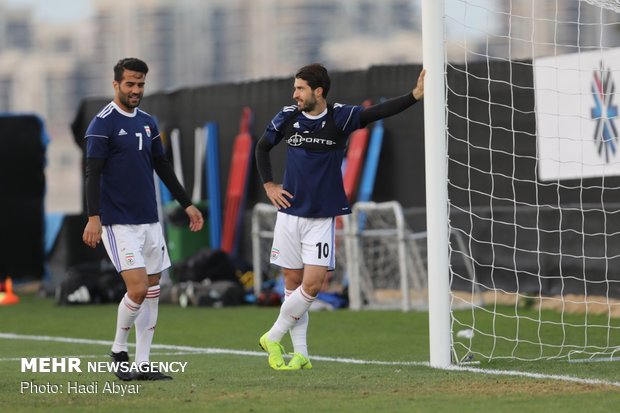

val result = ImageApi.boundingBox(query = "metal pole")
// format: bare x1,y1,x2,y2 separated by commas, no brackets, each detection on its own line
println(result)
422,0,452,368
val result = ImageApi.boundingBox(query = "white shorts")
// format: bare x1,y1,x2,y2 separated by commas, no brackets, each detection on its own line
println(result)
101,222,171,275
270,212,336,271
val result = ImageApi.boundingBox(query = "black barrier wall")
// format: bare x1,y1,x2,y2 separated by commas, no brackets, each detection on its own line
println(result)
71,64,427,264
71,63,620,297
71,64,427,211
0,115,47,279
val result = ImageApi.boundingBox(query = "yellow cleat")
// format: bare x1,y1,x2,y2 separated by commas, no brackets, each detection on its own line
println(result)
259,333,287,370
285,352,312,370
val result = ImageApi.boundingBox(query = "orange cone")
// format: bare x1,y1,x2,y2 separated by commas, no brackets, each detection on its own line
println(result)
0,276,20,305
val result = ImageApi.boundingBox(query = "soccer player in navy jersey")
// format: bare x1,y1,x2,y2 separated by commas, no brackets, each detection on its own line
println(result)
255,63,425,370
82,58,203,381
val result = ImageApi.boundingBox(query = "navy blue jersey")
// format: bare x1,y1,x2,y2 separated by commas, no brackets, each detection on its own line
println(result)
85,101,163,225
264,103,364,217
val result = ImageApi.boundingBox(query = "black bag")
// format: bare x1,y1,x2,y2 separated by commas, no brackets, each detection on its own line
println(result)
174,280,245,307
56,260,125,305
173,249,240,284
171,249,246,307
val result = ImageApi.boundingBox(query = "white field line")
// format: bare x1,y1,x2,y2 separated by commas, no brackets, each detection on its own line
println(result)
0,352,210,362
568,356,620,363
445,365,620,387
2,332,620,387
0,332,424,365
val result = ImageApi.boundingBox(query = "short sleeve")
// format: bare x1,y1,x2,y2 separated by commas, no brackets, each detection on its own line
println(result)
150,120,165,157
263,106,298,145
85,117,111,159
333,104,364,136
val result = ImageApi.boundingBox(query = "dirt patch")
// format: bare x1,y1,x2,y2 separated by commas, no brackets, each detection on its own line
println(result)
451,290,620,317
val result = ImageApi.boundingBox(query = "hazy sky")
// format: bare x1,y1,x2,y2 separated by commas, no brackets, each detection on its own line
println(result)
3,0,494,40
3,0,93,23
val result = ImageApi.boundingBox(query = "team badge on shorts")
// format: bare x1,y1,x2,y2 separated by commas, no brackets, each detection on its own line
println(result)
125,252,136,266
271,248,280,261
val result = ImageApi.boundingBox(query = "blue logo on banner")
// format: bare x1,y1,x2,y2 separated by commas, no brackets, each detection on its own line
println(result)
591,61,618,163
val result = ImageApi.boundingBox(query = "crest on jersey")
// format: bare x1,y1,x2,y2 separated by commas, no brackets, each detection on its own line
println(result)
271,247,280,260
144,125,151,138
125,252,135,266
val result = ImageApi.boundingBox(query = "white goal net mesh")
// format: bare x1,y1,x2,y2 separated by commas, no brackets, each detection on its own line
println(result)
347,202,429,311
445,0,620,362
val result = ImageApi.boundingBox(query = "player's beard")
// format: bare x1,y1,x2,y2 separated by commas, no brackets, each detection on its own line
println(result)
119,91,142,109
298,94,317,112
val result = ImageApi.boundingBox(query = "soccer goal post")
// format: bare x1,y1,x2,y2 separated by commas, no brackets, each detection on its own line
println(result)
347,201,430,312
422,0,451,369
423,0,620,367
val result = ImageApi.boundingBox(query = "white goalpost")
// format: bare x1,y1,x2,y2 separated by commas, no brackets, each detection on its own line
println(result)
422,0,451,368
423,0,620,366
346,201,429,312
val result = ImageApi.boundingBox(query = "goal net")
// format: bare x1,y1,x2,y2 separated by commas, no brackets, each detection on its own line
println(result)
430,0,620,363
347,201,428,311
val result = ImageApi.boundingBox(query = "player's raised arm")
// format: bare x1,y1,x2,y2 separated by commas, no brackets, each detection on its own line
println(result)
413,68,426,100
359,68,425,128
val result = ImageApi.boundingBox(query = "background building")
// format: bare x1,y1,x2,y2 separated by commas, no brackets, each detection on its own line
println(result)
0,0,619,213
0,0,424,213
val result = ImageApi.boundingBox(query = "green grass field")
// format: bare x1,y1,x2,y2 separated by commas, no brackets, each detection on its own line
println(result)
2,294,620,413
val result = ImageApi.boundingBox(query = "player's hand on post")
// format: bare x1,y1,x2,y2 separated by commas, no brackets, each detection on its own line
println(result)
83,216,103,248
264,182,293,210
413,68,426,100
185,205,204,232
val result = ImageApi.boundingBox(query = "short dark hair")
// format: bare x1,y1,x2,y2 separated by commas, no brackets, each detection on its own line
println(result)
113,58,149,82
295,63,330,98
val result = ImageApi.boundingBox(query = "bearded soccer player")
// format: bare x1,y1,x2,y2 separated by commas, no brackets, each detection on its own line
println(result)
255,63,425,370
82,57,203,381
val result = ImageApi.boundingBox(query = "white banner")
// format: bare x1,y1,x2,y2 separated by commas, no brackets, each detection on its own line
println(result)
534,48,620,181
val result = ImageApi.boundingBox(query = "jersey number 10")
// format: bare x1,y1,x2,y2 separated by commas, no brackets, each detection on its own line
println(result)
315,242,329,259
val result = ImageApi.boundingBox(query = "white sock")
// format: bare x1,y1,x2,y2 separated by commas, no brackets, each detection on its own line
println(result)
284,288,309,357
111,294,141,353
134,285,160,365
268,286,314,343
